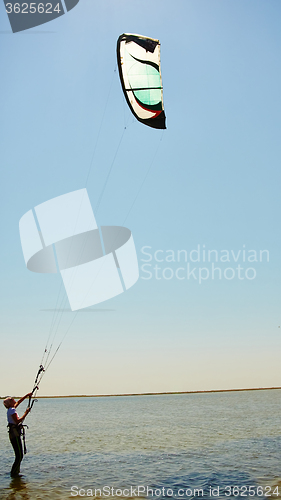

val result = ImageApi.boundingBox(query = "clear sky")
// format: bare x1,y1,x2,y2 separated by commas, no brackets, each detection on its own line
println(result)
0,0,280,396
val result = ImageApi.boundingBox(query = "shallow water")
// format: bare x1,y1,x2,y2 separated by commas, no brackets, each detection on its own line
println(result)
0,390,280,500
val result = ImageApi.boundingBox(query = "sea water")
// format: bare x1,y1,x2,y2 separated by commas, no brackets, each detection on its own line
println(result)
0,390,280,500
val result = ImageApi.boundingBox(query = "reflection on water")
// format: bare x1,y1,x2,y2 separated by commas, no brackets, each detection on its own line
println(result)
1,478,71,500
6,478,29,500
0,390,280,500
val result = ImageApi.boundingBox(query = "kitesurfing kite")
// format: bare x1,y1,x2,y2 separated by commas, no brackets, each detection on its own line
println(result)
117,33,166,129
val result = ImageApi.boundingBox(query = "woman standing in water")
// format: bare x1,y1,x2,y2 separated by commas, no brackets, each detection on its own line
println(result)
3,394,32,477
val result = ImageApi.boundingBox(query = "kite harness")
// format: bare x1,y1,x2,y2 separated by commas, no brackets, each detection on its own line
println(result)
8,422,28,454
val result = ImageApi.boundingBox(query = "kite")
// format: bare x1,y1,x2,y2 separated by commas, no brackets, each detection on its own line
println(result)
117,33,166,129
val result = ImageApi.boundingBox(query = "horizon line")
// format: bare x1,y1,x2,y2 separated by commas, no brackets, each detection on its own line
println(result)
1,386,280,399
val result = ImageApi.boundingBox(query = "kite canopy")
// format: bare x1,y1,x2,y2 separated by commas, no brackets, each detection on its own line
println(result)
117,33,166,129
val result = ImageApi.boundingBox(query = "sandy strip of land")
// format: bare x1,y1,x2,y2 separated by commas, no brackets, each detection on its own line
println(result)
1,386,280,399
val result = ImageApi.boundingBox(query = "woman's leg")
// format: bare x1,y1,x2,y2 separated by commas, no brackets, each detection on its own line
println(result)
10,436,23,477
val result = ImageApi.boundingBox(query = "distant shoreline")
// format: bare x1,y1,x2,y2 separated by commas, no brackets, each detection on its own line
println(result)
1,386,280,399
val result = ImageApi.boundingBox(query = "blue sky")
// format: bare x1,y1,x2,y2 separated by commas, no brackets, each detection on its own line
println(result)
0,0,281,396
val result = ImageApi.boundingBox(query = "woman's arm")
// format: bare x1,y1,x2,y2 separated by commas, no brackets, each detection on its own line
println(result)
14,393,32,408
11,408,30,425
